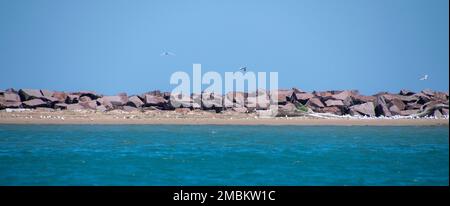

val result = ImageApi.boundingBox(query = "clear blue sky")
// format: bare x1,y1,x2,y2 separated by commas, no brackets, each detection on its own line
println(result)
0,0,448,95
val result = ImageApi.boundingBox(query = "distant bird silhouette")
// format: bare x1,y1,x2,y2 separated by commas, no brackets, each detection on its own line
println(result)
160,51,175,56
419,74,428,81
239,66,247,72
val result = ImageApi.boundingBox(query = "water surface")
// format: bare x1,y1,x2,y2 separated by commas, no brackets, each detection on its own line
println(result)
0,125,448,185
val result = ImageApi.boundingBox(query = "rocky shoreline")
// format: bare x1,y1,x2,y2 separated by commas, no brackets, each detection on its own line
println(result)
1,88,449,119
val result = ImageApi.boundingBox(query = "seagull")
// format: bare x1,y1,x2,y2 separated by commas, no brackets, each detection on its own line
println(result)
160,51,175,56
419,74,428,81
238,66,247,72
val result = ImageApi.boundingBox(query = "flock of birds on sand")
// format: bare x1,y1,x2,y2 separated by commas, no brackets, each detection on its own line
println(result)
161,50,429,80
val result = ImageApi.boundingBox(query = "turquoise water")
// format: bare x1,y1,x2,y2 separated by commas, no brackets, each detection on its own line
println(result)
0,125,448,186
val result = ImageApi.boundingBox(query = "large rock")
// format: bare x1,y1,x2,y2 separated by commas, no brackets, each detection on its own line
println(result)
374,95,392,117
3,92,21,102
349,102,375,116
274,90,294,104
389,105,401,115
201,92,223,109
441,108,449,116
389,98,406,110
19,89,43,101
127,96,144,108
101,96,127,108
306,98,325,108
331,91,354,106
66,95,79,104
22,99,47,108
421,89,434,96
399,89,415,96
352,95,376,104
74,91,101,100
144,94,168,106
320,106,343,115
79,101,97,110
79,96,92,102
225,92,246,107
313,91,333,101
52,92,68,102
41,90,55,97
400,109,420,116
433,110,443,118
406,102,422,110
432,92,448,102
294,92,314,104
324,99,344,107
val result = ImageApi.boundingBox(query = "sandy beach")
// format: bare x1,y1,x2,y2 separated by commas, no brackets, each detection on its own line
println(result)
0,109,448,126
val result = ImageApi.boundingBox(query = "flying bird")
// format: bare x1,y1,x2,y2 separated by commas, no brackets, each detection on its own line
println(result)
160,51,175,56
419,74,428,81
239,66,247,72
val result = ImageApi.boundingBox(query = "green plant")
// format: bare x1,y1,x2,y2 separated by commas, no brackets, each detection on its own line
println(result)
295,103,309,113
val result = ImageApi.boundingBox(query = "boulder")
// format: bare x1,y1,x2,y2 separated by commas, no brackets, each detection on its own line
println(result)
41,90,55,97
22,99,47,108
441,108,449,116
144,94,168,106
96,105,107,112
52,92,68,102
374,95,392,117
19,89,43,101
389,105,401,115
66,95,79,104
201,92,223,109
400,109,420,116
225,92,246,107
399,89,415,96
274,90,294,104
352,95,376,104
320,106,343,115
102,96,127,107
79,96,92,102
389,98,406,110
349,102,375,116
432,92,448,102
294,92,314,104
397,95,418,103
127,96,144,108
79,101,97,110
117,92,129,103
3,92,21,102
75,91,101,100
406,102,422,110
434,110,443,118
324,99,344,107
421,89,434,96
312,91,333,101
331,90,354,106
306,98,325,108
414,93,431,104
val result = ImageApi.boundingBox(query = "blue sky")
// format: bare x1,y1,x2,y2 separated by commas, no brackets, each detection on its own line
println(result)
0,0,448,95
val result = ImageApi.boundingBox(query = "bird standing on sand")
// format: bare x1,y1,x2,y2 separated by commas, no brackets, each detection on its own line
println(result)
419,74,428,81
161,51,176,56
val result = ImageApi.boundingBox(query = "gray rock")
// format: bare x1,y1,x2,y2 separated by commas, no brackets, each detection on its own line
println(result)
421,89,434,96
4,92,21,102
66,95,79,104
294,92,314,104
389,105,401,115
400,109,420,116
306,98,325,108
324,99,344,107
19,89,43,101
127,96,144,108
349,102,375,116
144,94,168,106
441,108,449,116
96,105,107,112
374,95,392,117
102,96,127,107
406,102,422,110
389,98,406,110
79,96,92,102
79,101,97,110
123,105,138,112
352,95,376,104
201,92,223,109
22,99,47,108
52,92,68,102
41,90,54,97
320,106,343,115
399,89,415,96
434,109,443,118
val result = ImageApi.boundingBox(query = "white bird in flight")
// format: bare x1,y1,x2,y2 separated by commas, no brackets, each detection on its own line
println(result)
160,51,175,56
419,74,428,81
